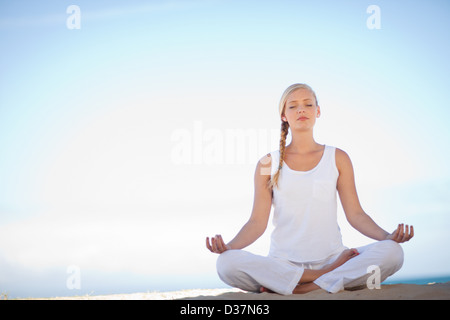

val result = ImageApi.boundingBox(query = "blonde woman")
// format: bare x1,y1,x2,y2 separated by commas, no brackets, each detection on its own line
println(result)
206,83,414,294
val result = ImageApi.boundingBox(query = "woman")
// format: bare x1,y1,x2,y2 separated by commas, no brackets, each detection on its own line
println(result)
206,83,414,294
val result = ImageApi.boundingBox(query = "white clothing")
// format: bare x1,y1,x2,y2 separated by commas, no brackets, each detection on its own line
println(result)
269,146,346,262
216,145,405,294
217,240,404,294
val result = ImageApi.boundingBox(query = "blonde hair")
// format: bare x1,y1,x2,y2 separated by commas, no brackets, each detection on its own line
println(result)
268,83,318,189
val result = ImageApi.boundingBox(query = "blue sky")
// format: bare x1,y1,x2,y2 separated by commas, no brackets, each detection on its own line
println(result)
1,0,449,298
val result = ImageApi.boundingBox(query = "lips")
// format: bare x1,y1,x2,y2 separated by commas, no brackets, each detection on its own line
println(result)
297,116,309,121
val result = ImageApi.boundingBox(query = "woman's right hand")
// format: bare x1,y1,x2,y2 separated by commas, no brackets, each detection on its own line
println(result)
206,235,231,254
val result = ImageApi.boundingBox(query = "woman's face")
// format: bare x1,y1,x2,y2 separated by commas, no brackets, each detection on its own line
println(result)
282,88,320,131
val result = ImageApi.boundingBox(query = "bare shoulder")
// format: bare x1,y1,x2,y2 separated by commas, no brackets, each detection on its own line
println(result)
255,153,272,180
335,147,350,161
260,152,272,165
335,148,353,171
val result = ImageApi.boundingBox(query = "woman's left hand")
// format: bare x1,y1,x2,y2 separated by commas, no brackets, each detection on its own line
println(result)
386,224,414,243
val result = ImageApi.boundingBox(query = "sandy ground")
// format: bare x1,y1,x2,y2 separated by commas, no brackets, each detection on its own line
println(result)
21,282,450,300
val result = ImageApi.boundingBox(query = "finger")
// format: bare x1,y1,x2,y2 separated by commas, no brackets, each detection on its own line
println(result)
405,225,414,241
211,236,219,252
402,225,410,242
391,224,400,242
215,235,224,252
206,237,213,252
219,235,228,249
218,235,228,252
398,223,404,240
395,224,403,242
214,235,222,252
217,235,226,251
208,237,217,252
393,224,403,242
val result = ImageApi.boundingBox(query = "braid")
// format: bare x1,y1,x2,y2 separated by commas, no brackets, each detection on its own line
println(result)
269,121,289,189
268,83,316,189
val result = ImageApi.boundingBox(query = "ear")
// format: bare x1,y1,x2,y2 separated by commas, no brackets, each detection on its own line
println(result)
316,105,321,118
281,116,287,122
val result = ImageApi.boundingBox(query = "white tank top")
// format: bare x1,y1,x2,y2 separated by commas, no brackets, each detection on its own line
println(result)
269,145,345,263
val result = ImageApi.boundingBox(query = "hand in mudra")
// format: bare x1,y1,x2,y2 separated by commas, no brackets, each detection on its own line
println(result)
386,224,414,243
206,235,231,254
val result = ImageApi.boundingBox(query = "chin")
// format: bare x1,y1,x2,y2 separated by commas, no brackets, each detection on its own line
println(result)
291,124,314,131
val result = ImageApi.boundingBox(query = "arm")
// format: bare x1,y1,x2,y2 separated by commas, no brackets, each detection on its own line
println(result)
335,149,414,242
206,154,273,253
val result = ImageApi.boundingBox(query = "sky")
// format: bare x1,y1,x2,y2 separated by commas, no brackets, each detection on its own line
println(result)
0,0,449,298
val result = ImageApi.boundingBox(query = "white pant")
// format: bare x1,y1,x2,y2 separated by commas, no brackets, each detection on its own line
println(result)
216,240,404,295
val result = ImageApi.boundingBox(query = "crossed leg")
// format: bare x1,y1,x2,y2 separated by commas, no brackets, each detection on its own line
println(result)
261,248,359,294
217,241,403,295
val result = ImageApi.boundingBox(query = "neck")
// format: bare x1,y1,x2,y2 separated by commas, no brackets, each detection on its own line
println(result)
287,130,319,153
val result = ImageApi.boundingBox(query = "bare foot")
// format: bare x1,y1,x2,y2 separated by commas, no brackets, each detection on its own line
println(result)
259,286,274,293
261,249,359,295
291,249,359,294
328,248,359,270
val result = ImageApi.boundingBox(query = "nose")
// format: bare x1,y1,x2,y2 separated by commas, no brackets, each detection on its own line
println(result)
297,106,305,113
